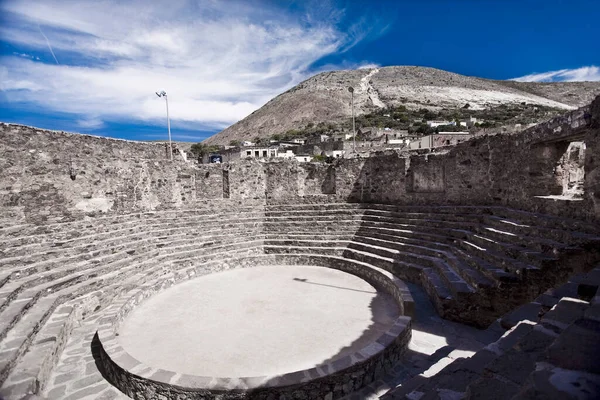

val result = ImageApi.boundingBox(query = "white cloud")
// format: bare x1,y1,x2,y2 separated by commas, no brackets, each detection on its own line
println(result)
0,0,381,134
512,66,600,82
76,117,104,129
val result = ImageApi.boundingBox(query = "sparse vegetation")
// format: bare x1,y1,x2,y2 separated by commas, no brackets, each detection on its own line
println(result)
189,143,221,159
254,101,565,145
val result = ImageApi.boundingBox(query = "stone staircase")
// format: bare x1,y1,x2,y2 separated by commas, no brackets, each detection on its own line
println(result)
381,265,600,400
0,202,598,399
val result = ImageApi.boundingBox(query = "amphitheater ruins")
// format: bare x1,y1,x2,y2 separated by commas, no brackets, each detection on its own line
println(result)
0,95,599,400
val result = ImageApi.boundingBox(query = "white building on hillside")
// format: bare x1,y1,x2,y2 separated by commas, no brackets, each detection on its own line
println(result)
426,120,455,128
324,150,345,158
277,150,295,159
240,146,278,159
295,155,312,162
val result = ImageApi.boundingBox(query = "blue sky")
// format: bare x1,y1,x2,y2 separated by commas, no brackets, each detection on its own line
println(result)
1,0,599,142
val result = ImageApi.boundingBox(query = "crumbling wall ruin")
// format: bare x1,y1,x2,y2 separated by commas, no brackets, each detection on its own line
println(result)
1,95,599,221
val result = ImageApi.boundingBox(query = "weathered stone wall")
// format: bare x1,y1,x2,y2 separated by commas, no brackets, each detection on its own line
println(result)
1,96,599,220
334,98,599,221
0,124,267,217
298,163,336,195
265,162,299,201
225,161,266,200
1,123,166,160
195,165,224,199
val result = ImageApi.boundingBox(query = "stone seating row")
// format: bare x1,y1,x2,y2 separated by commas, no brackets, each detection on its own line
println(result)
0,202,598,399
0,206,266,251
263,204,600,328
0,209,271,396
381,265,600,400
0,244,266,399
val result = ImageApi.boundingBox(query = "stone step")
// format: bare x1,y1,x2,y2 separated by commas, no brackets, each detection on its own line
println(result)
474,324,558,389
476,223,578,253
1,228,264,282
487,208,599,235
483,214,600,243
265,203,599,244
0,225,263,272
540,297,590,332
0,304,77,399
352,235,495,291
263,245,344,257
0,215,265,254
0,220,261,258
0,296,58,385
456,239,540,278
458,231,559,267
264,216,566,269
346,241,476,299
341,249,453,318
0,210,265,249
381,321,542,399
449,246,519,283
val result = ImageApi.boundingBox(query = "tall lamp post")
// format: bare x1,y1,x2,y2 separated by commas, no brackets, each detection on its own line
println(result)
348,86,356,154
155,90,173,161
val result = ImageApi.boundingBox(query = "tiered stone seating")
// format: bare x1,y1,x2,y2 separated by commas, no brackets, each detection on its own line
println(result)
382,265,600,400
0,201,598,399
0,205,267,399
264,203,600,328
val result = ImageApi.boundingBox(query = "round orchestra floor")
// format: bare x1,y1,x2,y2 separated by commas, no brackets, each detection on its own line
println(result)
117,265,400,377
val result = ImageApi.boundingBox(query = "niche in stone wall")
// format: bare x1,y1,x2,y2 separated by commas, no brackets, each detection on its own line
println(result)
322,166,336,195
222,170,230,199
407,156,445,193
195,168,224,199
301,165,336,195
530,139,586,199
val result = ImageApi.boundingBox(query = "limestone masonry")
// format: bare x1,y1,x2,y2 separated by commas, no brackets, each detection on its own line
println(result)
0,96,599,400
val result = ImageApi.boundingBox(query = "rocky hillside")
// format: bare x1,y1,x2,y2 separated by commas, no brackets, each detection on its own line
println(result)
203,66,600,145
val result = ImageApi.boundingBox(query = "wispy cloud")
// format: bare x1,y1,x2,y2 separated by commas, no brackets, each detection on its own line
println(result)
0,0,382,135
512,66,600,82
76,117,104,129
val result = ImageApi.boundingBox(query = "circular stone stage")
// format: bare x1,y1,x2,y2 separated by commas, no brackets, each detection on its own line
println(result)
118,265,400,377
96,261,413,399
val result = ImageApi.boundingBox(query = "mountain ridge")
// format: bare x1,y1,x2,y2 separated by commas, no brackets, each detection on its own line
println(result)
203,66,600,145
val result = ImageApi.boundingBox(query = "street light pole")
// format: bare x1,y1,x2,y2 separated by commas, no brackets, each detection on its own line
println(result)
156,90,173,161
348,86,356,154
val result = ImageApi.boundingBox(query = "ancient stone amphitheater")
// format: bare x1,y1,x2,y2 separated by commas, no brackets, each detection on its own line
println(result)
1,97,599,400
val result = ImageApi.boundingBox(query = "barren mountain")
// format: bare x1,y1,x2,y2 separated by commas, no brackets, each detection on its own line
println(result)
204,66,600,145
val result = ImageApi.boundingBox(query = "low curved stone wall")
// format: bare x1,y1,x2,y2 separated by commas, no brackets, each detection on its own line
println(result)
95,254,413,399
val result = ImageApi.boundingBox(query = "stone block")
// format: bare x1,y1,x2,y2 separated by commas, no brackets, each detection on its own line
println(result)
547,318,600,374
466,376,519,400
542,297,589,331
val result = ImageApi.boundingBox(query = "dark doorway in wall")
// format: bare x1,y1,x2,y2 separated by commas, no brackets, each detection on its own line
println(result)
223,170,230,198
555,141,586,198
530,139,586,199
322,166,336,195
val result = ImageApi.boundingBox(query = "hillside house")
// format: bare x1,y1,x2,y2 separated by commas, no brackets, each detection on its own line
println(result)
426,120,455,128
408,132,471,150
240,146,279,159
294,154,312,162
